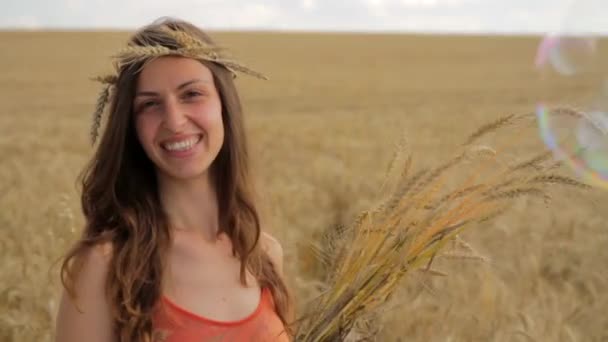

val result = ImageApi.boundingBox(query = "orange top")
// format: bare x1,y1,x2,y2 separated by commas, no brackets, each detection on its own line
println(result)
153,287,290,342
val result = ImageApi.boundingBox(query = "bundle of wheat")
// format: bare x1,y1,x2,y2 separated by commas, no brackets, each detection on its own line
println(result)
293,108,592,342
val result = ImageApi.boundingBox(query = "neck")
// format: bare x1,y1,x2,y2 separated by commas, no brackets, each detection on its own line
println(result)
157,170,220,241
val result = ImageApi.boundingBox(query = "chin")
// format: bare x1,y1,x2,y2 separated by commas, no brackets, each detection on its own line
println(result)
164,168,209,181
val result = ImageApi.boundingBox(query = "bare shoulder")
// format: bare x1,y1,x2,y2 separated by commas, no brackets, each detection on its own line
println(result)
76,241,113,276
71,241,113,287
261,231,284,276
55,241,114,342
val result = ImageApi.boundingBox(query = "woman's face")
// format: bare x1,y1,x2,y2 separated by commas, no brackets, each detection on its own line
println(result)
133,56,224,180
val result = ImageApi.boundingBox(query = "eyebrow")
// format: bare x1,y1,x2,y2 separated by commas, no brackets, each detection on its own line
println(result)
135,79,208,97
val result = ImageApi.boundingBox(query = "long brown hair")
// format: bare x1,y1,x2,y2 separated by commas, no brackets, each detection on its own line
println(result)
60,17,293,341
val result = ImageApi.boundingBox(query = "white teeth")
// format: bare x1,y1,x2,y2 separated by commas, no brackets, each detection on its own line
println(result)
162,136,201,152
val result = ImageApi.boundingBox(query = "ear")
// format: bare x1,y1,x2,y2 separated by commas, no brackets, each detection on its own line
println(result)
261,232,284,277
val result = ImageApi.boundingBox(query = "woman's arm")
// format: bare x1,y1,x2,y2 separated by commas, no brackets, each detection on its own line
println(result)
55,243,114,342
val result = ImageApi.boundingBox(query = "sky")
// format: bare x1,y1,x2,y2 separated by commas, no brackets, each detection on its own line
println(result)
1,0,607,34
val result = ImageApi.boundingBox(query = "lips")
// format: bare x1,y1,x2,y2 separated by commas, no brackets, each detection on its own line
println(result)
161,134,202,152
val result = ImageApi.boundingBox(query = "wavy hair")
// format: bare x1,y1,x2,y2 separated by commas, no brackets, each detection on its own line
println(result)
60,17,293,341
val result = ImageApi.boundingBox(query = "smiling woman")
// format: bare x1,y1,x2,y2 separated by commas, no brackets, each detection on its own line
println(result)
54,17,293,342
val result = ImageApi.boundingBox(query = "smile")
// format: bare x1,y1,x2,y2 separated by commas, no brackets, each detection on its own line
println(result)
161,135,202,152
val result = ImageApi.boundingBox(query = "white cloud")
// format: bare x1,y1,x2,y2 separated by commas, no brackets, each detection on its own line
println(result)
402,14,483,31
400,0,478,7
70,1,284,30
301,0,317,10
401,0,436,6
361,0,390,18
361,0,385,11
63,0,83,11
1,15,41,29
230,4,281,28
1,0,606,33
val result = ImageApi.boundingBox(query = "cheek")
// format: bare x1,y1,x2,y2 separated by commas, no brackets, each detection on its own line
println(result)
195,100,224,132
209,105,225,142
134,114,160,146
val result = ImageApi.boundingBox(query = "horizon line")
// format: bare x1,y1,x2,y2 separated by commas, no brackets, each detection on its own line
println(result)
2,27,603,37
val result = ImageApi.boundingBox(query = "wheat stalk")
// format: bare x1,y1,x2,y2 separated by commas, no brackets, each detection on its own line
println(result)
90,74,118,85
463,114,516,145
509,150,554,172
159,26,220,52
216,59,269,80
113,45,173,68
90,85,110,145
527,174,592,189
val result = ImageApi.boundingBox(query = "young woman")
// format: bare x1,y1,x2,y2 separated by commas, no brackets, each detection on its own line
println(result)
55,17,293,342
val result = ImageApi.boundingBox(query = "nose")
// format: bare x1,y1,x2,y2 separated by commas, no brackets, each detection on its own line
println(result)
163,96,187,133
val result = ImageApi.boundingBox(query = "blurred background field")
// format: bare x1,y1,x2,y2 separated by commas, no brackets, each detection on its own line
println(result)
1,31,607,341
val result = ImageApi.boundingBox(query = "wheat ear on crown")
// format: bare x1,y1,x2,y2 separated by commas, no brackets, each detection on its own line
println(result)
89,26,268,145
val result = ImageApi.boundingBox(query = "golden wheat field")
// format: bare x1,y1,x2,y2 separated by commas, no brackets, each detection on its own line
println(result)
1,30,607,341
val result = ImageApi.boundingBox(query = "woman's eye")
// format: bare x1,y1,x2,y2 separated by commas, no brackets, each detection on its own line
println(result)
184,91,202,98
142,101,157,108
